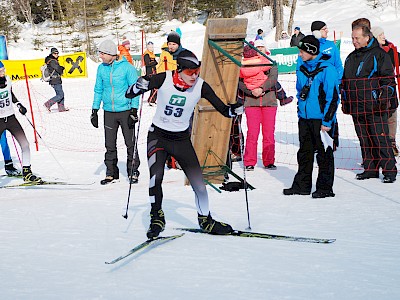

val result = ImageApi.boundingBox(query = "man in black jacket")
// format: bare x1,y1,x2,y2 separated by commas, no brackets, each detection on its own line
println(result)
342,25,397,183
290,26,305,47
43,48,68,112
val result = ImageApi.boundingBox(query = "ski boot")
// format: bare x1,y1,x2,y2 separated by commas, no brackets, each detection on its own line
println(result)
147,209,165,239
197,213,233,235
22,166,43,183
5,160,21,176
100,176,117,185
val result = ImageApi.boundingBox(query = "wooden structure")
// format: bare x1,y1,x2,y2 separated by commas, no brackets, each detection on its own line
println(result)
190,18,248,184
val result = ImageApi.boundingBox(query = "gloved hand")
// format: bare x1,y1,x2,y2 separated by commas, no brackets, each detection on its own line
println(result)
128,108,138,129
17,103,27,115
377,85,395,111
90,109,99,128
136,77,150,90
229,103,244,117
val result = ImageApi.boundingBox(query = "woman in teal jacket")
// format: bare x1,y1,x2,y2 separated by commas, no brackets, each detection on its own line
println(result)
91,39,140,185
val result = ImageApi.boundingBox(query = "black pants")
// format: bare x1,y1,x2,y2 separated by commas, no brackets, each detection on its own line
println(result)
352,112,397,177
103,110,140,178
291,118,335,193
0,115,31,166
147,125,209,216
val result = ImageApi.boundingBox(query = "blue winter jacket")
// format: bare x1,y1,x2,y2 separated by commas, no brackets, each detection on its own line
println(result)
93,57,139,112
296,53,340,128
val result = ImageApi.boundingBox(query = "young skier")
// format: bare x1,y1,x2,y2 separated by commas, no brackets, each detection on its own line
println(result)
0,61,42,182
126,49,244,239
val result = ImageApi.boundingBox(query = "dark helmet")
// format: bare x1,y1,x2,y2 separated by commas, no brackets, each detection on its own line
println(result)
177,49,201,72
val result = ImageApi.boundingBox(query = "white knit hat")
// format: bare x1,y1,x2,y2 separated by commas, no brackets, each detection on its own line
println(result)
254,39,266,48
98,40,117,56
371,26,384,39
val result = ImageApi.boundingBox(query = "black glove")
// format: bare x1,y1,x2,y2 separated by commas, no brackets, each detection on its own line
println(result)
128,108,138,129
136,77,149,90
229,103,244,117
90,109,98,128
17,103,27,115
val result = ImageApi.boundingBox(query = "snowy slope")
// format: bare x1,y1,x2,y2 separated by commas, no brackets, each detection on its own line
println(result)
1,1,400,299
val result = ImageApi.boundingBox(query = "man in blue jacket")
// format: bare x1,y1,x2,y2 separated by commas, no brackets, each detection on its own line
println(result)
283,35,340,198
91,40,140,185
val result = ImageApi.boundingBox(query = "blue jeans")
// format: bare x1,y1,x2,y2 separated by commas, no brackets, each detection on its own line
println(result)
50,84,64,104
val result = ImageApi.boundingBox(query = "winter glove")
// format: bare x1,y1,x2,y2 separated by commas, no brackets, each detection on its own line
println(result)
128,108,138,129
16,103,27,115
90,109,99,128
126,77,150,98
229,103,244,117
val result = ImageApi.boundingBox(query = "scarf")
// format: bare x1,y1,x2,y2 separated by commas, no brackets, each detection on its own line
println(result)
172,71,191,90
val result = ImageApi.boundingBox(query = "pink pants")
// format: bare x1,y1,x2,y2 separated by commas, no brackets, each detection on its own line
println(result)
244,106,277,167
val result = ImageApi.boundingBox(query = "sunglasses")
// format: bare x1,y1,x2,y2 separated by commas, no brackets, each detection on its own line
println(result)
181,68,200,76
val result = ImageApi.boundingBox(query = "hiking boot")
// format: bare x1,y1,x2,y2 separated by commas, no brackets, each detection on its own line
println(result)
43,100,55,112
283,188,310,196
147,209,165,239
265,164,277,170
100,176,116,185
197,213,233,235
22,166,42,183
382,176,396,183
356,171,379,180
129,170,140,184
5,160,21,176
245,166,254,171
279,96,293,106
58,103,70,112
312,190,335,198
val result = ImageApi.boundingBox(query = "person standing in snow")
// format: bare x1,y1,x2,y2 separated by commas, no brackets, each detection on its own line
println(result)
118,38,133,65
341,25,397,183
290,26,305,47
143,41,158,105
0,61,42,183
156,31,184,73
1,132,21,176
283,36,340,198
43,48,68,112
91,40,141,185
125,49,244,239
371,26,399,157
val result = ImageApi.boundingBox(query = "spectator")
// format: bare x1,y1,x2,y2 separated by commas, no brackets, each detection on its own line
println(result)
371,26,400,156
283,35,340,198
341,25,397,183
143,41,158,105
118,38,133,65
90,40,141,185
43,48,68,112
255,29,264,41
278,31,291,48
156,31,184,73
290,26,305,47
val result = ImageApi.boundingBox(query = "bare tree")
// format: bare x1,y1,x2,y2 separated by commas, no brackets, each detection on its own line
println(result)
14,0,34,27
287,0,297,36
273,0,284,41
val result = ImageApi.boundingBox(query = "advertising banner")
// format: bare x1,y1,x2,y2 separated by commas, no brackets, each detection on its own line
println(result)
1,52,87,81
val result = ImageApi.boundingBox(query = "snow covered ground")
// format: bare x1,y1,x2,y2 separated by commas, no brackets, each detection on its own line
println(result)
1,1,400,299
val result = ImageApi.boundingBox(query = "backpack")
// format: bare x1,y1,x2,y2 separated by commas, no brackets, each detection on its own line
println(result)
40,63,55,82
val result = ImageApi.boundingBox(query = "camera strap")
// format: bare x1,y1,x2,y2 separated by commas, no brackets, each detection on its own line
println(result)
300,62,327,88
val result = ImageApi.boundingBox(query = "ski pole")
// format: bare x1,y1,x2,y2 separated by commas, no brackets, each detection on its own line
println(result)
24,115,69,180
236,114,251,230
123,93,145,219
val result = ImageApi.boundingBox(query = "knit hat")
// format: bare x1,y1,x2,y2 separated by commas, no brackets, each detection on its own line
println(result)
177,49,201,72
167,31,181,45
311,21,326,32
147,41,153,45
371,26,384,38
243,41,258,58
98,40,117,56
0,61,4,68
254,39,266,48
298,35,320,55
122,39,130,47
295,26,300,31
50,47,59,54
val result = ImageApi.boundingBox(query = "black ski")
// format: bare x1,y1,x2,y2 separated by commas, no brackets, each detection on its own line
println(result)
175,228,335,244
1,180,96,188
105,233,185,265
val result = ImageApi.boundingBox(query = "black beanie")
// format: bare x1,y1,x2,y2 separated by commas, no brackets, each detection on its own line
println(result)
297,35,320,55
167,31,181,45
311,21,326,32
177,49,201,72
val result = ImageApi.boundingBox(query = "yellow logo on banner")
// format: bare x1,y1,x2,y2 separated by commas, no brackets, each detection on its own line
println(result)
2,51,87,81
